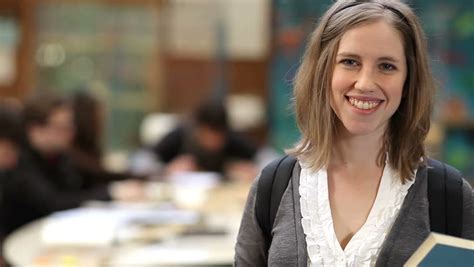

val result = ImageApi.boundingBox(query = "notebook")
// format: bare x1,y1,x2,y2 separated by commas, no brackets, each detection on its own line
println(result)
404,232,474,267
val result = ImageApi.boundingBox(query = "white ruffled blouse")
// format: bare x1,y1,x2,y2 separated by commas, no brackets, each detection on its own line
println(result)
299,164,415,267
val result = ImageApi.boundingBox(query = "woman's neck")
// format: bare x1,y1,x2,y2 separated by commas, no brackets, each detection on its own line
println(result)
330,126,386,171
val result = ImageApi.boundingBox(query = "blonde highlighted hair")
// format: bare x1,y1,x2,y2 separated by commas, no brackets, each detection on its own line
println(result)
288,0,435,182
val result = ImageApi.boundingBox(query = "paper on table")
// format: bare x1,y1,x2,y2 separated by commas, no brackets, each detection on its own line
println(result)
168,171,221,208
108,235,235,266
168,171,221,187
41,207,200,246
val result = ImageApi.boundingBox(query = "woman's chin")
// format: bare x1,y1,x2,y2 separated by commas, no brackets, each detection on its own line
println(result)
339,122,383,137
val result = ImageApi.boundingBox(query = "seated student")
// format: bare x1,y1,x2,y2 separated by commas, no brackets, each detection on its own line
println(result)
152,100,258,180
2,92,144,235
0,101,22,267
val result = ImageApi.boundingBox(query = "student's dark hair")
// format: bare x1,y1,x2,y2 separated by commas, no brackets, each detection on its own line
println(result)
71,90,103,159
194,100,228,131
22,91,70,127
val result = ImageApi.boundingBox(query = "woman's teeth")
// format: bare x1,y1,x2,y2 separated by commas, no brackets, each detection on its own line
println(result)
348,97,381,110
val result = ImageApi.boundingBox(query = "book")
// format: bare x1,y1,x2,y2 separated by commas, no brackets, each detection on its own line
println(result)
404,232,474,267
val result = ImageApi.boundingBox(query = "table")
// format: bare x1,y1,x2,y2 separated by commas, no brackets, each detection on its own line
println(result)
3,181,250,267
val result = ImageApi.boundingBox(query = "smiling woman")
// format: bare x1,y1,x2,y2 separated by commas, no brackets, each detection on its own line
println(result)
289,1,435,182
235,1,473,266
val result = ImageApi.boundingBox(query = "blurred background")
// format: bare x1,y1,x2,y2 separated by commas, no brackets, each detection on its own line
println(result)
0,0,472,266
1,0,473,176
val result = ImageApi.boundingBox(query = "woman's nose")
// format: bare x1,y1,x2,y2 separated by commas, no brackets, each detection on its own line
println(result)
354,68,377,93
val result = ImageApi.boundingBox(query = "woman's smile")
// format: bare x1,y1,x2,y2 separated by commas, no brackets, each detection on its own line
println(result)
346,95,384,114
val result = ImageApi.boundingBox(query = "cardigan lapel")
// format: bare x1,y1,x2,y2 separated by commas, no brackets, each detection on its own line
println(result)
376,164,431,266
291,163,309,266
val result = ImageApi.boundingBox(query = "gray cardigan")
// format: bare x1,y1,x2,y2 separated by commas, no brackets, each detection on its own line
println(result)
235,162,473,266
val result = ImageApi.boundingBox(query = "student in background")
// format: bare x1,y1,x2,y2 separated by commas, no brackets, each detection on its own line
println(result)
0,100,22,267
2,92,144,235
153,100,258,181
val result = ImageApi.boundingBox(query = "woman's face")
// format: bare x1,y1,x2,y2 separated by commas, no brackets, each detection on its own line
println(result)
30,106,76,154
330,20,407,138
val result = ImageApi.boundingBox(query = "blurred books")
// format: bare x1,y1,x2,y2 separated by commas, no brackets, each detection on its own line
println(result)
41,206,200,246
404,232,474,267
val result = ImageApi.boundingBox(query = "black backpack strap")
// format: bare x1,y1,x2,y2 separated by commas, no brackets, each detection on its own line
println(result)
427,158,464,237
255,155,297,253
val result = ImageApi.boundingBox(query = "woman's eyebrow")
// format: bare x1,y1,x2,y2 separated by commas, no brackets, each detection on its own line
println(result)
378,56,401,63
337,52,401,63
336,52,361,59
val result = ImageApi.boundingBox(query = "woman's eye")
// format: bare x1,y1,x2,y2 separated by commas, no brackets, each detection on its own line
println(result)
341,59,359,67
380,63,397,71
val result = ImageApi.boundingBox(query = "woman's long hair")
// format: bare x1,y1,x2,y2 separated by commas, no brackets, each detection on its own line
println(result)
288,0,435,182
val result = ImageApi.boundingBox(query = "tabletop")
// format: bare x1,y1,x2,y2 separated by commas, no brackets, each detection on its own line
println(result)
3,179,251,267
